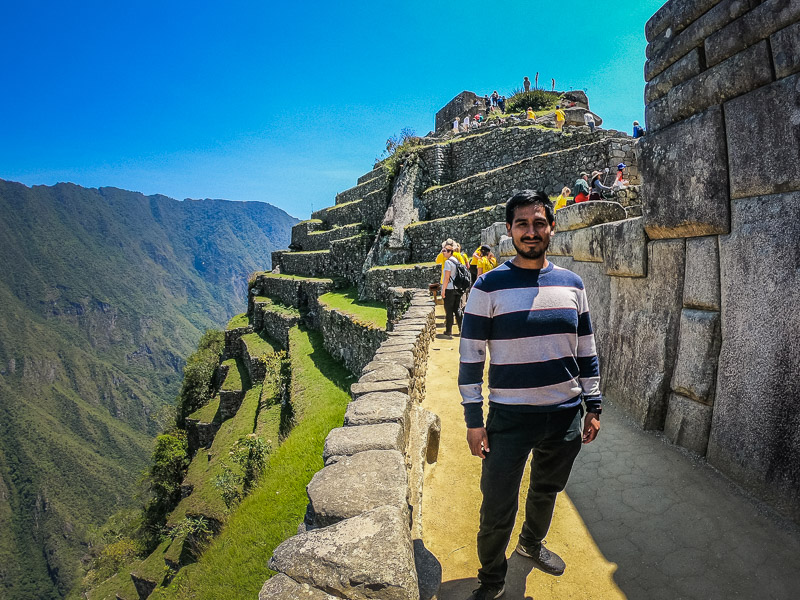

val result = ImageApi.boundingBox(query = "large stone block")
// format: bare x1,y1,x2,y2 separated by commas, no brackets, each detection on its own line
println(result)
639,107,730,239
645,0,720,44
323,423,404,461
548,229,573,257
358,364,411,383
645,47,703,104
664,393,714,456
644,95,671,133
344,391,412,442
571,225,604,263
268,506,419,600
725,73,800,199
350,380,410,399
683,236,721,310
306,450,408,528
259,573,338,599
671,309,721,404
601,217,648,277
554,201,626,232
771,21,800,79
602,240,686,429
667,41,773,125
705,0,800,67
709,191,800,522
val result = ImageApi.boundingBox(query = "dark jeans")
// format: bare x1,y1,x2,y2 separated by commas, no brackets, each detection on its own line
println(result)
477,405,582,586
442,289,463,334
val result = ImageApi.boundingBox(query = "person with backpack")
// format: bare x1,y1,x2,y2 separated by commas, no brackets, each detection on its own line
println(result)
441,243,470,337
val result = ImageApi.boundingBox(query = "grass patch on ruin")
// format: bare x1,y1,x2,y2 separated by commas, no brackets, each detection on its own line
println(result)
188,395,221,424
226,313,249,330
240,332,278,360
151,326,351,600
253,297,301,318
219,358,246,393
318,288,388,329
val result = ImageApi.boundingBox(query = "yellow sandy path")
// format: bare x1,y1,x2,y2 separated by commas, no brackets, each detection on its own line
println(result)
421,305,625,600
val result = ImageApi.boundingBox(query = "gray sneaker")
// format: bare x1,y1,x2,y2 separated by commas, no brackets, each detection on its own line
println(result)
515,540,566,576
466,582,505,599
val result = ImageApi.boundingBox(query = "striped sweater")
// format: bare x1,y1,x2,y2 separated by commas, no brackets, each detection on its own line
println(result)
458,259,602,428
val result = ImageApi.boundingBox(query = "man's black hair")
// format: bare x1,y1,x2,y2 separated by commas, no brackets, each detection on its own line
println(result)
505,189,555,225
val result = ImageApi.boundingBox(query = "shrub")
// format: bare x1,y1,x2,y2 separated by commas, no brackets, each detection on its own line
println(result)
176,329,224,426
375,127,424,180
142,431,190,548
505,88,561,114
213,434,271,509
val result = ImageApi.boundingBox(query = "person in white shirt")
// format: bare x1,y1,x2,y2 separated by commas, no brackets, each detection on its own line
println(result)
583,112,596,132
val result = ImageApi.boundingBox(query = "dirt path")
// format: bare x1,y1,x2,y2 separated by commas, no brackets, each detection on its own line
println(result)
420,304,800,600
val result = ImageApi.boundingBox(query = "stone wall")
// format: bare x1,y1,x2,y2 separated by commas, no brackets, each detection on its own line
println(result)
404,204,506,262
311,188,390,230
360,263,440,303
290,219,323,249
292,222,363,251
318,304,387,376
252,299,300,349
330,233,375,287
421,138,638,220
640,0,800,522
335,175,388,206
262,292,440,600
278,250,332,278
434,90,481,133
248,273,334,314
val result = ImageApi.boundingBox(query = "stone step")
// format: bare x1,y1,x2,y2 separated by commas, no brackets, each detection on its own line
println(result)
291,222,364,251
311,188,389,230
404,203,506,263
335,175,388,206
420,138,638,220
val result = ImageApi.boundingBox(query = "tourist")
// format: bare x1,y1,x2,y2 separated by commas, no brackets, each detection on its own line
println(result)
440,244,463,337
498,96,506,113
432,239,455,303
526,107,536,122
477,245,496,277
470,246,483,285
453,117,460,133
484,95,491,113
554,105,566,130
459,190,602,600
462,115,470,133
583,112,596,132
491,91,499,107
523,76,531,92
612,163,630,191
633,121,645,138
589,170,613,200
554,186,571,211
573,172,590,203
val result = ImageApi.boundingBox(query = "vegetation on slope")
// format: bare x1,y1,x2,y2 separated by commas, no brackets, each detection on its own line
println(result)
150,326,351,599
318,287,388,328
0,179,296,599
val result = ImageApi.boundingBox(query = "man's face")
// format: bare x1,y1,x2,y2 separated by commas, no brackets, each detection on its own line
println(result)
506,203,553,260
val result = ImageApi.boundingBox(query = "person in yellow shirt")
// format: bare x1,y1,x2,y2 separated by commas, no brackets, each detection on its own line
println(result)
454,242,468,266
554,186,571,211
554,105,566,130
470,246,483,285
477,245,497,277
432,238,455,303
526,107,536,122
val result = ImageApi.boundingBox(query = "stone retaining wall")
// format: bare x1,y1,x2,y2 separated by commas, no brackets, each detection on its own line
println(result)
421,139,637,220
311,188,390,230
290,219,323,249
252,300,300,349
357,165,387,185
278,250,332,278
318,305,388,377
640,0,800,522
360,263,439,303
248,273,334,314
292,222,363,251
262,291,440,600
404,204,506,262
330,233,375,287
335,175,388,206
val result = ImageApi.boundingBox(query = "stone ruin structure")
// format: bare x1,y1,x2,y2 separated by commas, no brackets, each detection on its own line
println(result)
117,2,800,597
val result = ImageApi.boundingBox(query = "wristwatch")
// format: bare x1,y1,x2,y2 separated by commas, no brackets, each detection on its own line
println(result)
586,407,602,419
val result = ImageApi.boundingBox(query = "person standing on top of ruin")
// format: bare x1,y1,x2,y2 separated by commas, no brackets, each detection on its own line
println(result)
526,107,536,122
453,117,460,133
462,115,471,133
554,186,571,211
459,190,602,600
491,91,500,107
589,170,613,200
498,96,506,113
441,244,464,338
632,121,645,138
573,173,590,203
583,111,596,132
554,105,566,130
523,76,531,92
484,95,492,113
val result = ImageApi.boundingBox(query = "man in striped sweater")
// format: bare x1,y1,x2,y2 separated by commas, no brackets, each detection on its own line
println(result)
459,190,602,600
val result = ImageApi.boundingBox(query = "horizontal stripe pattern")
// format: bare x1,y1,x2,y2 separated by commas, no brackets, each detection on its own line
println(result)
458,260,602,413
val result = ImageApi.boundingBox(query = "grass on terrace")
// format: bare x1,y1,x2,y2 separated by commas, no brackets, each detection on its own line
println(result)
226,313,249,330
240,332,278,360
252,296,301,318
318,287,388,329
151,326,351,600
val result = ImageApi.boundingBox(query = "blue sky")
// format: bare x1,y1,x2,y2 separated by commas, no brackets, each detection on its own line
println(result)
1,0,664,220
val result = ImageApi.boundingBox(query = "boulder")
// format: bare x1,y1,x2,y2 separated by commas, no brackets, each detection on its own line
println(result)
555,201,626,232
268,506,419,600
259,573,337,599
306,450,409,528
323,423,404,461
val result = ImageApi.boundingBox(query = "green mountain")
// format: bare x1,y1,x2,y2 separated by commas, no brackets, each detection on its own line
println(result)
0,180,297,599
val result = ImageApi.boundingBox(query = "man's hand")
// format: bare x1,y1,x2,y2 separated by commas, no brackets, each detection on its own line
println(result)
582,412,600,444
467,427,490,458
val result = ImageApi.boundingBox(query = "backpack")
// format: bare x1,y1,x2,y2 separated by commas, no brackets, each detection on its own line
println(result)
449,257,472,292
